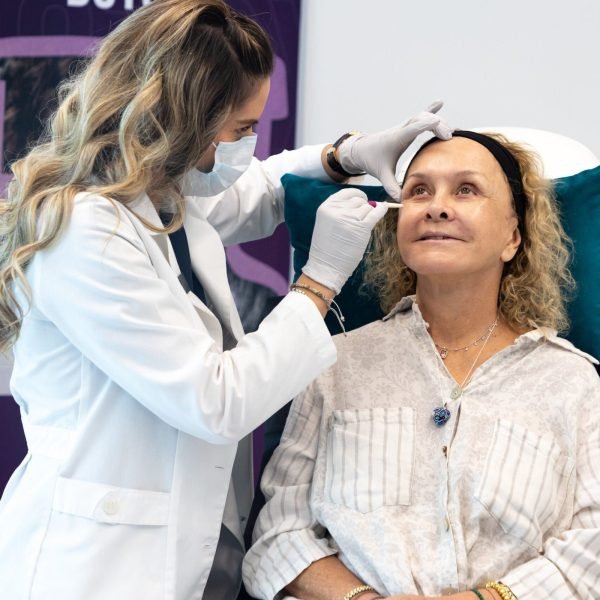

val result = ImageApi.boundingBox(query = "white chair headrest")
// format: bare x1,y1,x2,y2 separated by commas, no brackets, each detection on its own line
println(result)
473,127,599,179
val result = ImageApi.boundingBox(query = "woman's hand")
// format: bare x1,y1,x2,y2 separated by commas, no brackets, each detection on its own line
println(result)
335,101,452,201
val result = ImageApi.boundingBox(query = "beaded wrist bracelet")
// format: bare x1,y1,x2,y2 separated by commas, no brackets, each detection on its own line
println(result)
290,283,346,335
470,589,485,600
485,580,518,600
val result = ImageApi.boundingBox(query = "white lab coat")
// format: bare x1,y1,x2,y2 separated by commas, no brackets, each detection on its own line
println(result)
0,146,337,599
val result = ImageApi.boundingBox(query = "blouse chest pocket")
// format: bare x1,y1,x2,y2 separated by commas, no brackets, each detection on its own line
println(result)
475,419,575,550
323,406,415,513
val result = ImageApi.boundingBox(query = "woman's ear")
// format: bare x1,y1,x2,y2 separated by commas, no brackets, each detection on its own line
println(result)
501,220,522,263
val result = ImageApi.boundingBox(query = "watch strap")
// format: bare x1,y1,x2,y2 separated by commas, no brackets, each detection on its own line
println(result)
326,131,366,178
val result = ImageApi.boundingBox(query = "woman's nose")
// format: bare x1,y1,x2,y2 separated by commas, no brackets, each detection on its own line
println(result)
425,193,454,221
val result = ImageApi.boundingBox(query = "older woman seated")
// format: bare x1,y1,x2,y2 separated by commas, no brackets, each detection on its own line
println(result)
242,131,600,600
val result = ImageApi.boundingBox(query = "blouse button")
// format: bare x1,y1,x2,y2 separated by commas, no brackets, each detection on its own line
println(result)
450,386,462,400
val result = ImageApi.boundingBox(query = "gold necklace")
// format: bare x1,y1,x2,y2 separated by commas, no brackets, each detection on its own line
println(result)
432,315,498,427
433,316,499,360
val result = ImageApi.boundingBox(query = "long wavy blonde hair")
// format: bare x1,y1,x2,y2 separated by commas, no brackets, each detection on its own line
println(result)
0,0,273,352
363,133,575,332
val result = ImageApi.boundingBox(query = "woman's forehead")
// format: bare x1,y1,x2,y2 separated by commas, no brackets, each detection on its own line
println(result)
407,137,504,179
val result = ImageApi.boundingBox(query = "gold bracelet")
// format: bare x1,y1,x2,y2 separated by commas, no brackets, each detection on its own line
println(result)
485,580,518,600
290,283,333,306
343,584,376,600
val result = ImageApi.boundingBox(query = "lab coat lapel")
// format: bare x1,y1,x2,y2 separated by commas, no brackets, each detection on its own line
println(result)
125,194,224,345
183,209,245,341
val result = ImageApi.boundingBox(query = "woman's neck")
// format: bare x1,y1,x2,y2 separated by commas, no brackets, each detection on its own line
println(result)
415,274,501,349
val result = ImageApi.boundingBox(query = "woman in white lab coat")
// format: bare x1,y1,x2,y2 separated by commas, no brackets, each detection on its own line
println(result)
0,1,450,598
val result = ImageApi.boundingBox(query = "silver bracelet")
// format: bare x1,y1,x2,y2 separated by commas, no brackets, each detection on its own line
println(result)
290,283,346,335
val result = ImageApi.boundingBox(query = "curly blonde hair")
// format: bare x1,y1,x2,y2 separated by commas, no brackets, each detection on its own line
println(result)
0,0,273,352
363,133,575,332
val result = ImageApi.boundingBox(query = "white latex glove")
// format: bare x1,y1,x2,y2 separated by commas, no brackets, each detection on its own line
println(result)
337,100,452,200
302,188,388,294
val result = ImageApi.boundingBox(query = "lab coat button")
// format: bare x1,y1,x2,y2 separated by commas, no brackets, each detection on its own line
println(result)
102,494,120,516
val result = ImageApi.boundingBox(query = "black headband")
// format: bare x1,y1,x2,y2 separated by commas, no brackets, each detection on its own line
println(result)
404,130,527,234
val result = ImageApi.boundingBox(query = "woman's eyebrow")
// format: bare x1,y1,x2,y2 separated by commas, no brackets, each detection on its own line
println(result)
404,169,482,181
236,118,259,126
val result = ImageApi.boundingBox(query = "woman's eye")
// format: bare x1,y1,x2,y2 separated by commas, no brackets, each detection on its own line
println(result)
457,184,475,195
411,185,428,196
236,125,254,135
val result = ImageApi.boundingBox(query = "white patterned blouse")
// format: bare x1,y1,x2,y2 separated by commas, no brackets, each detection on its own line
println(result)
243,296,600,600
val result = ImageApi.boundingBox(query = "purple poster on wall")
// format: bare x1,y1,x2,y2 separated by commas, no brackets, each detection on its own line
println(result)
0,0,301,492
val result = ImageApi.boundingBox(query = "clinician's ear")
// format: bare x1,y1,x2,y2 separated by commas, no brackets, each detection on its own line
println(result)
501,219,522,263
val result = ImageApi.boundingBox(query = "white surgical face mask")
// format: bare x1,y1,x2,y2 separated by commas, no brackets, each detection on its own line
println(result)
184,134,257,197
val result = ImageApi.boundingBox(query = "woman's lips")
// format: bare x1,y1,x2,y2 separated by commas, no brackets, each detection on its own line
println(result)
417,232,461,241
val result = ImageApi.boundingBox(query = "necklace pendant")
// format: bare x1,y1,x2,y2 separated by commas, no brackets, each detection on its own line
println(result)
432,405,451,427
439,347,448,360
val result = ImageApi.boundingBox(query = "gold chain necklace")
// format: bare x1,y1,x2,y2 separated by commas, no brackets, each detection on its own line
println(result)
433,316,499,360
432,315,498,427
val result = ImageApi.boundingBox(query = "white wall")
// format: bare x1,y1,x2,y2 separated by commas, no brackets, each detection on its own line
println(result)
0,357,10,395
296,0,600,159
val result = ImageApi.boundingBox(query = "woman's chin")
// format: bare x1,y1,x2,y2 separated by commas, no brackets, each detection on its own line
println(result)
403,254,468,277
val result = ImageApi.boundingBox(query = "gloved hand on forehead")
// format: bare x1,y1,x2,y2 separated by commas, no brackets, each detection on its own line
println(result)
336,100,452,201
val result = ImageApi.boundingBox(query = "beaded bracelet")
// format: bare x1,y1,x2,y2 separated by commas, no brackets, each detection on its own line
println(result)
485,580,518,600
342,584,376,600
289,283,346,335
470,589,486,600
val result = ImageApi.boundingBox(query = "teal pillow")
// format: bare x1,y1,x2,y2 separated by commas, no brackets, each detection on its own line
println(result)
554,165,600,360
282,168,600,361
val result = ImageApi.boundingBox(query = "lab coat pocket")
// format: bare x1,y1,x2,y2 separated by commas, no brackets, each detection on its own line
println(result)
52,477,170,525
324,406,415,513
30,477,172,600
475,419,574,550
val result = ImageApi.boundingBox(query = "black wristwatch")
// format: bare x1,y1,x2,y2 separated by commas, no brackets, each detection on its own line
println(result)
325,131,366,178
